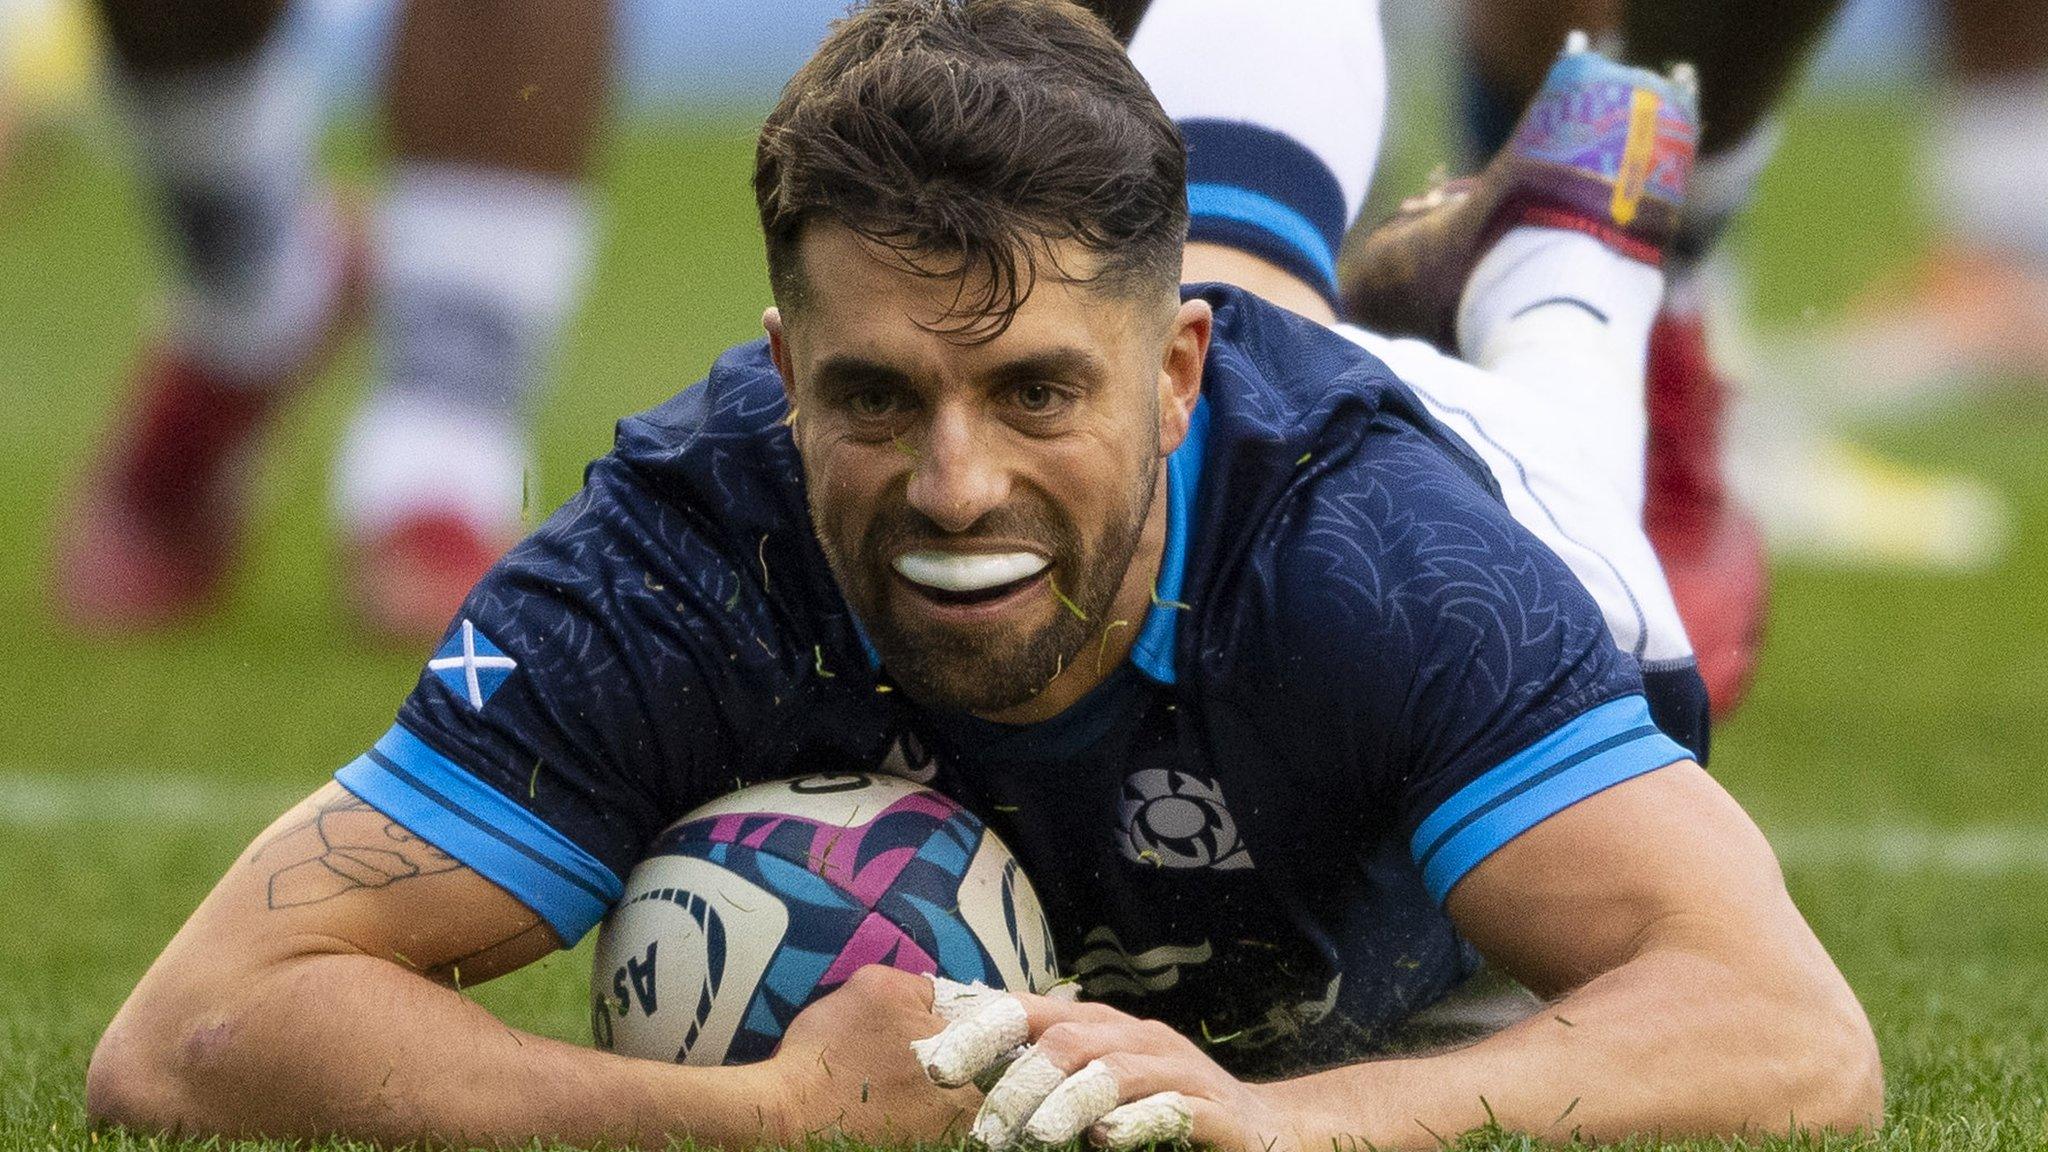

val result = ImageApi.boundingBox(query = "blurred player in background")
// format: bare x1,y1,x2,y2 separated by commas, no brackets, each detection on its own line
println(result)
1453,0,2034,628
0,0,96,172
50,0,608,643
1416,0,1857,718
1101,0,1711,748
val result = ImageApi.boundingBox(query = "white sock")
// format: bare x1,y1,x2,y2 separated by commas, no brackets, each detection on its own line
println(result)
1360,227,1686,665
1928,74,2048,263
374,162,594,413
1458,227,1665,505
338,162,594,534
1129,0,1386,224
117,34,338,382
334,390,529,539
1129,0,1386,300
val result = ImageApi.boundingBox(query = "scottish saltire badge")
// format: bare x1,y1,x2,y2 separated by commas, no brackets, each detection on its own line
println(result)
428,619,518,710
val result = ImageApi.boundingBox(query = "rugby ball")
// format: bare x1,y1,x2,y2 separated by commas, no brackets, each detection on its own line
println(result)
589,772,1060,1065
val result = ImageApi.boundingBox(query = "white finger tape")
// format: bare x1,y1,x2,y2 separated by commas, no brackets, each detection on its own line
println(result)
930,975,1012,1022
912,994,1030,1088
1091,1092,1195,1149
972,1046,1028,1094
1022,1059,1122,1145
971,1048,1068,1150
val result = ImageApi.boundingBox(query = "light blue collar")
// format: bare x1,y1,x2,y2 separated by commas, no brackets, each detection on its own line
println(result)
1129,397,1209,684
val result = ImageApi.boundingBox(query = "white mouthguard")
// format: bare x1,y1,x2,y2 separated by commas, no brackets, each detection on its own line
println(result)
893,550,1048,593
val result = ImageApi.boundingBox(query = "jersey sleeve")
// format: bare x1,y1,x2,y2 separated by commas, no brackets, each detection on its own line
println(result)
1266,419,1692,907
334,453,767,944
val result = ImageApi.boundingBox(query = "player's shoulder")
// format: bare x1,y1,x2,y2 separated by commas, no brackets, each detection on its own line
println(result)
1184,381,1638,810
1189,292,1612,711
517,338,826,603
1197,282,1413,431
1192,283,1497,498
401,338,876,802
617,338,789,448
464,337,846,681
1272,418,1585,637
610,338,802,519
1205,410,1573,665
1191,282,1510,591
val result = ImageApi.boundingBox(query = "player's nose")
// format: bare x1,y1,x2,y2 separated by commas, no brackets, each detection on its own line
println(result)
905,406,1009,534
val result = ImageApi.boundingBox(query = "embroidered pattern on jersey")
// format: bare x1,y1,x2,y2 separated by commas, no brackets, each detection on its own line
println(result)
1116,768,1253,871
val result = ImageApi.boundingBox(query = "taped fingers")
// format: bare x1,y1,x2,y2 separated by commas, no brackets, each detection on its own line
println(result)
911,992,1030,1087
1021,1058,1122,1144
970,1048,1069,1149
1090,1091,1196,1149
929,975,1014,1021
938,992,1229,1150
966,1039,1230,1150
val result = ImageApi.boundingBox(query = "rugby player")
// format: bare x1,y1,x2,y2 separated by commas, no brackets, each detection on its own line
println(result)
1447,0,1837,714
88,1,1881,1148
53,0,609,642
1114,0,1711,758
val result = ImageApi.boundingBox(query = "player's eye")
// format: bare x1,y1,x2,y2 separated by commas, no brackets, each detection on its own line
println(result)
848,387,900,419
1013,382,1065,415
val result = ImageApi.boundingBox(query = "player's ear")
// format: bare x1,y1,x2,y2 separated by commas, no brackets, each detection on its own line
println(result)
764,307,797,404
1157,297,1210,457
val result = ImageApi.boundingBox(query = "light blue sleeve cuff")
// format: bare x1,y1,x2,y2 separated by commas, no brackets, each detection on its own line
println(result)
1410,695,1691,905
335,724,623,944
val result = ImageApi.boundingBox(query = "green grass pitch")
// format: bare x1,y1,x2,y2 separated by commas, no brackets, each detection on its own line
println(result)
2,95,2046,1150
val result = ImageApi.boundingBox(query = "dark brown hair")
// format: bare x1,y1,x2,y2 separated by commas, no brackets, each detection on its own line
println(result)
754,0,1188,341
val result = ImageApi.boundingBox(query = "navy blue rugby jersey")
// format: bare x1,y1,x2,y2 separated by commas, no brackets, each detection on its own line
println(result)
336,285,1692,1071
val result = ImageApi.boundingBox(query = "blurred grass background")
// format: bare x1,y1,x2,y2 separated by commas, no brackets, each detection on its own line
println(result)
2,78,2046,1152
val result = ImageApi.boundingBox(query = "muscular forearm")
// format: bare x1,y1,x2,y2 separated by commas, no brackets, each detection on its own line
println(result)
89,949,783,1147
1266,943,1881,1149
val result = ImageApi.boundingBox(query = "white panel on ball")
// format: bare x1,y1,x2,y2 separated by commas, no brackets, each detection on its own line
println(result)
591,855,787,1064
957,835,1058,992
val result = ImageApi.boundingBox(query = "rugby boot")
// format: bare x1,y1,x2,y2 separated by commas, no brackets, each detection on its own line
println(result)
1339,32,1699,349
331,391,528,646
1644,303,1767,719
51,201,368,632
343,509,514,647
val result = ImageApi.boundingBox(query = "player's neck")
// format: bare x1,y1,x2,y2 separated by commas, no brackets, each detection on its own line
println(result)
975,467,1170,726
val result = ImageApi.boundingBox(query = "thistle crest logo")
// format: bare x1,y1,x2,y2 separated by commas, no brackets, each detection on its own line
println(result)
1116,768,1252,871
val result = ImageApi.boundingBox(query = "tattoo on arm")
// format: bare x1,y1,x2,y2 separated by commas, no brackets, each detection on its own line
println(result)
247,788,553,982
251,792,464,910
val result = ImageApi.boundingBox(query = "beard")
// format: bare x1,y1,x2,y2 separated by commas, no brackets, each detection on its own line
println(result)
814,455,1159,717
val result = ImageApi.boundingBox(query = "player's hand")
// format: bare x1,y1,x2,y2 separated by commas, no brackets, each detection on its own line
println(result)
769,965,979,1143
915,980,1297,1152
